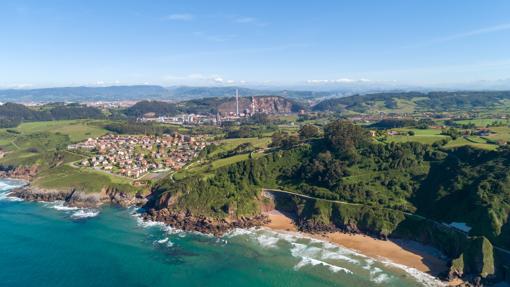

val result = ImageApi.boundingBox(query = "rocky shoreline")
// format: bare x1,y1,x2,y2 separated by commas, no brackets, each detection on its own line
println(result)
3,179,479,286
10,185,148,208
142,208,270,236
0,165,38,181
6,182,269,237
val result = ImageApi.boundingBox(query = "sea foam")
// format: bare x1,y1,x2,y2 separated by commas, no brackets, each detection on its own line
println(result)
45,201,79,211
0,180,26,201
40,200,100,219
226,227,447,286
0,180,25,191
131,213,443,286
380,259,445,287
157,237,169,244
71,209,100,219
294,255,353,274
155,237,174,247
0,192,24,202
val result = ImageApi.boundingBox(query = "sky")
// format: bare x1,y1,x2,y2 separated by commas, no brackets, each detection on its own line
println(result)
1,0,510,88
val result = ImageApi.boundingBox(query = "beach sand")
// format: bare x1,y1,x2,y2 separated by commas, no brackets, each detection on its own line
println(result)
263,210,449,278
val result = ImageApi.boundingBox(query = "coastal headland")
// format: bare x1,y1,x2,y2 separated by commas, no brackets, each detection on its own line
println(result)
6,180,461,286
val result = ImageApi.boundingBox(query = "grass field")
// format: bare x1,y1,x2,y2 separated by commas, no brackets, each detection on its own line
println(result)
173,151,265,180
0,119,141,193
486,126,510,143
10,120,109,142
444,137,497,150
383,128,448,145
172,134,272,181
208,137,271,158
453,118,510,127
0,120,110,167
381,127,504,150
32,165,138,193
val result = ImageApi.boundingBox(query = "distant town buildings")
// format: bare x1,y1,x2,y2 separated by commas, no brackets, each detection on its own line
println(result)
138,114,219,125
68,134,206,178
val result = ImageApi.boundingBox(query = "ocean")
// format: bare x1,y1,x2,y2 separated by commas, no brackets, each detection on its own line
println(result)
0,179,441,287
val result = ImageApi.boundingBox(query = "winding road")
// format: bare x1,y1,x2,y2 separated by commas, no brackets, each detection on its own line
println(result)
261,188,510,255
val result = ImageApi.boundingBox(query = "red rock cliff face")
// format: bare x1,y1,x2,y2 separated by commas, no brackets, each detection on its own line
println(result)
252,96,293,114
0,164,38,180
217,96,294,114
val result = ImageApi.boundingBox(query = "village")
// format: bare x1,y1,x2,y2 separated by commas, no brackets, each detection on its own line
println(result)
68,133,207,179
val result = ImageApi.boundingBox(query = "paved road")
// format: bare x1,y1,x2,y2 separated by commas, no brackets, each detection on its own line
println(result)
262,188,363,207
262,188,424,218
262,187,510,255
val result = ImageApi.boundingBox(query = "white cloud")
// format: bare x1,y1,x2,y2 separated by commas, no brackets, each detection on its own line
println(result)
92,80,124,86
163,74,239,85
0,83,34,89
306,78,371,84
233,16,268,27
213,77,236,84
165,13,194,21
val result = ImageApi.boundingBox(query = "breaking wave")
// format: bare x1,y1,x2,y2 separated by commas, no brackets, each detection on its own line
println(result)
225,227,445,286
71,209,100,219
0,179,26,202
0,180,25,191
0,192,24,202
131,209,188,240
294,255,353,274
41,201,100,219
380,259,446,287
44,201,79,211
155,237,174,247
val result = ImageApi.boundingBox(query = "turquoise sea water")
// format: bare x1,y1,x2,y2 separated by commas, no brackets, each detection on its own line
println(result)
0,179,440,287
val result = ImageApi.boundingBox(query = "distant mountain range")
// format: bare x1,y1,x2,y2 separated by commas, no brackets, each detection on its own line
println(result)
0,85,169,103
3,80,510,103
0,85,336,103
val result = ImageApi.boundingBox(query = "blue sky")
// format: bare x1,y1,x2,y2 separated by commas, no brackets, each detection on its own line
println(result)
1,0,510,88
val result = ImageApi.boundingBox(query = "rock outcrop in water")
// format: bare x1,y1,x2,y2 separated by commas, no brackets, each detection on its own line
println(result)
142,208,269,236
10,185,148,208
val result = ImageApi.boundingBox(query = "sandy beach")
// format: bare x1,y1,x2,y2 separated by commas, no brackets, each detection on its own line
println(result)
263,210,449,278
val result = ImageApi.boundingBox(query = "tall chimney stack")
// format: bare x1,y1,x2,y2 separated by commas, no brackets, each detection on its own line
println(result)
235,89,239,116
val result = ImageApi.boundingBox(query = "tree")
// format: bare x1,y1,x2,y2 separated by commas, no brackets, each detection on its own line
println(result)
281,134,299,149
270,131,287,147
441,127,462,140
299,124,321,139
270,131,299,149
324,120,369,161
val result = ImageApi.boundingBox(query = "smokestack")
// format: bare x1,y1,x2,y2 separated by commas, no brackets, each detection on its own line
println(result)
236,89,239,116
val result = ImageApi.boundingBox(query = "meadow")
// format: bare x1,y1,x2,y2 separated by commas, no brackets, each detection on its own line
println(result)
173,137,270,180
382,128,448,145
382,126,507,150
11,120,109,142
0,119,141,193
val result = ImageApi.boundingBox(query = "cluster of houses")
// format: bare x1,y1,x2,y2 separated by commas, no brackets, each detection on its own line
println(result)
68,134,207,178
139,114,219,125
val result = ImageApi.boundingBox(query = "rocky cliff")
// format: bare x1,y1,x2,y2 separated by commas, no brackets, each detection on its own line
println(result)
0,164,39,181
142,188,269,236
11,185,148,208
217,96,300,114
142,208,268,236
